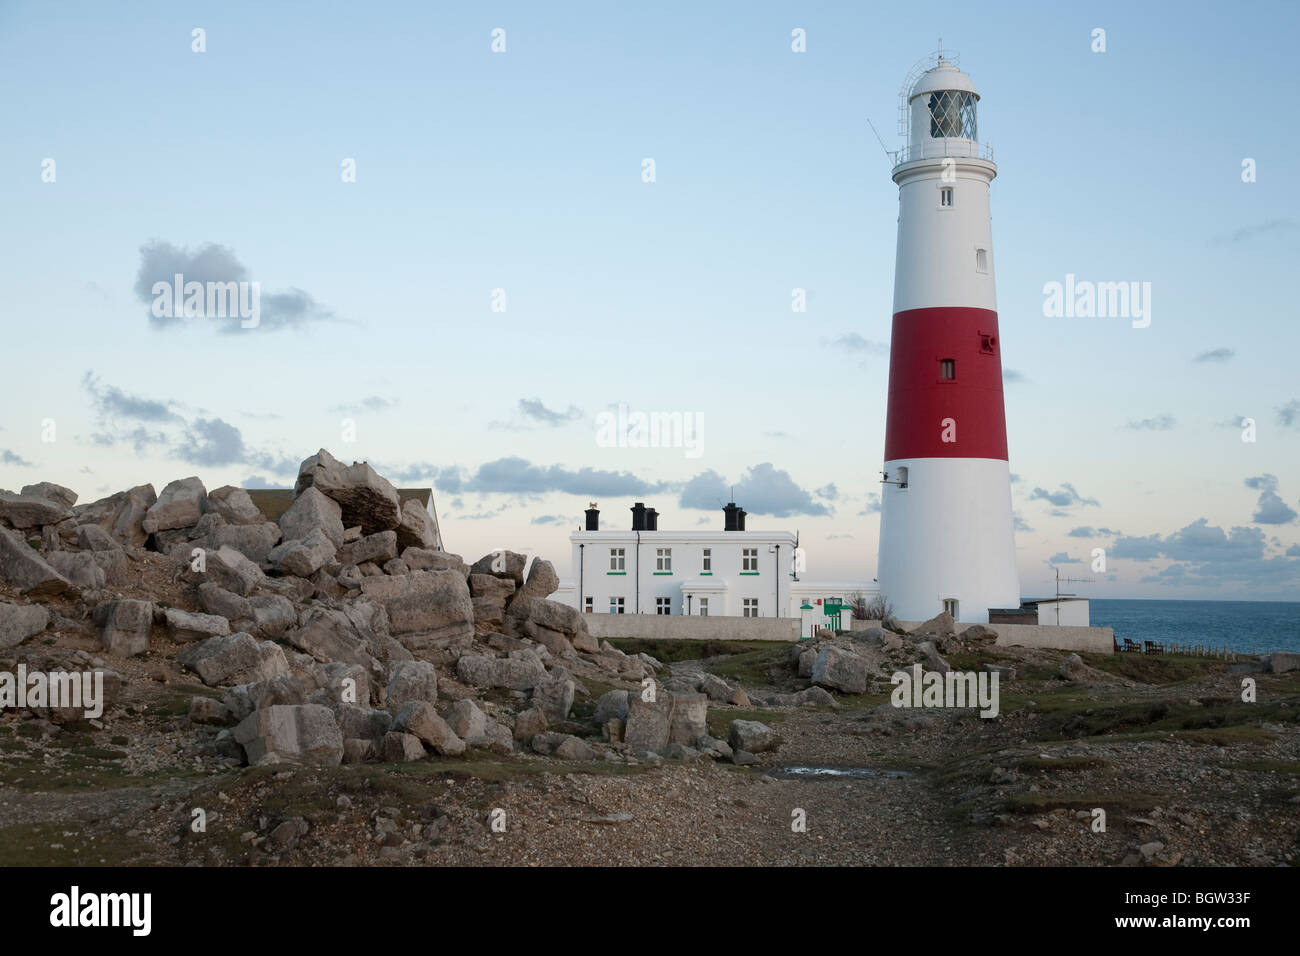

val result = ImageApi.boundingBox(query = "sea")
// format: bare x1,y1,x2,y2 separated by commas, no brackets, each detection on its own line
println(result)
1089,599,1300,655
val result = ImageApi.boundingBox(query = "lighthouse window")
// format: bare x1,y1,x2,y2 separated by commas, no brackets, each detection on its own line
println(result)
976,248,988,272
928,90,978,140
940,358,956,380
940,187,953,207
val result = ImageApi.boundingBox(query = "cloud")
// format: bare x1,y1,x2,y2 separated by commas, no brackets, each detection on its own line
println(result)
826,534,854,540
1288,544,1300,557
1124,414,1176,431
1048,552,1081,564
82,372,182,424
1013,514,1033,532
679,463,829,517
1245,474,1297,524
1028,482,1099,509
133,240,334,333
1003,368,1029,384
764,430,788,439
173,418,246,467
824,332,888,355
815,483,839,501
1114,518,1300,590
241,474,290,489
1193,348,1235,363
1010,473,1021,484
461,457,670,497
1210,218,1299,245
519,398,582,426
531,514,571,526
1278,400,1300,429
1067,526,1096,537
1,450,35,467
858,492,881,516
330,396,397,414
379,462,466,489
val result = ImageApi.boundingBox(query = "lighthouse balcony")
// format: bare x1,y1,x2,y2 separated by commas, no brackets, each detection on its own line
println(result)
894,139,995,166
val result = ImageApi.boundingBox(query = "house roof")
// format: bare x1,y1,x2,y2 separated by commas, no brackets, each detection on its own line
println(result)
244,488,434,524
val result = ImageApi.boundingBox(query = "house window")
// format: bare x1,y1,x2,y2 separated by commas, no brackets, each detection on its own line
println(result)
701,548,711,572
609,548,625,571
743,598,759,618
742,548,758,572
656,597,671,615
583,596,593,614
655,548,672,572
975,248,988,273
609,596,625,614
940,358,955,380
942,598,959,619
698,597,709,617
940,186,953,207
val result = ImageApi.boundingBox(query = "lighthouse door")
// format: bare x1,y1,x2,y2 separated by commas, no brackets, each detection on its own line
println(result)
942,598,959,619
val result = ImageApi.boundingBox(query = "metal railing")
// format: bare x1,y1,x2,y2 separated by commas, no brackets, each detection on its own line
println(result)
891,139,995,166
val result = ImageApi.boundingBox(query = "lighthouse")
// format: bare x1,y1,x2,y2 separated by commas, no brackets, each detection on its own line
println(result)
876,53,1020,624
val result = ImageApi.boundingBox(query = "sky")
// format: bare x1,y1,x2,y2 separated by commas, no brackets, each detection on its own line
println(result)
1,0,1297,601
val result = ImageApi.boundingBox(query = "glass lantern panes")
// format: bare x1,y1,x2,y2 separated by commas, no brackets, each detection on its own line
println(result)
928,91,977,140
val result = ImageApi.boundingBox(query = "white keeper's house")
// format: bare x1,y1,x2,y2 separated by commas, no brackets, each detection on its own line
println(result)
553,501,876,632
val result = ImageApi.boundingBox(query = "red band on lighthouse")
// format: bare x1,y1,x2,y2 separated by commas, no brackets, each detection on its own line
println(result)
883,306,1008,461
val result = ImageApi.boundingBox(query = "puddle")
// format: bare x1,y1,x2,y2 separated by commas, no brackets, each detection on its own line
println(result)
776,766,914,780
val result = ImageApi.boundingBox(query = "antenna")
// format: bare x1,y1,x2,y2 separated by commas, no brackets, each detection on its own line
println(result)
1051,566,1095,600
866,117,894,164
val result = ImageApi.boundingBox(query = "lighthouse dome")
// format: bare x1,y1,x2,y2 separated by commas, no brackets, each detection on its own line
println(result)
908,59,979,101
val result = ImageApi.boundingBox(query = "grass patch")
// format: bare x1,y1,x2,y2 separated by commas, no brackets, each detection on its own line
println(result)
1082,652,1222,685
1016,755,1109,772
605,638,787,665
1220,759,1300,775
0,822,157,866
709,645,793,686
706,707,785,740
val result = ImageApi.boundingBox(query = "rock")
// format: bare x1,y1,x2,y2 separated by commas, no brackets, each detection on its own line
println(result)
364,569,473,649
75,523,120,551
554,735,595,760
198,582,254,622
1266,652,1300,674
1138,841,1165,861
532,676,575,723
509,558,559,611
189,545,266,597
910,610,957,640
385,660,439,711
697,735,734,760
189,696,235,725
395,498,438,552
468,573,517,631
142,477,207,534
1060,653,1088,681
917,640,952,675
288,607,379,671
697,673,736,702
19,481,77,509
508,596,588,650
46,551,106,589
233,704,343,766
269,817,309,851
961,623,998,643
669,692,708,745
811,645,871,694
93,599,154,656
342,738,372,764
382,731,427,762
164,608,231,642
336,703,393,739
732,749,759,766
267,527,336,577
382,558,409,576
295,449,401,535
797,647,817,678
984,663,1016,680
455,654,548,691
513,707,549,742
392,701,465,755
732,688,751,707
73,484,156,548
624,695,672,754
0,527,76,597
594,689,630,724
445,699,490,745
470,550,527,585
0,489,73,529
278,486,345,548
337,530,399,567
572,631,599,654
179,633,289,686
401,548,468,576
729,719,779,754
0,602,50,649
208,522,282,564
206,485,265,525
88,549,128,586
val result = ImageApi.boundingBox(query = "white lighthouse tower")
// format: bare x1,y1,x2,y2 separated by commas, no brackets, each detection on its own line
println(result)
876,52,1020,624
